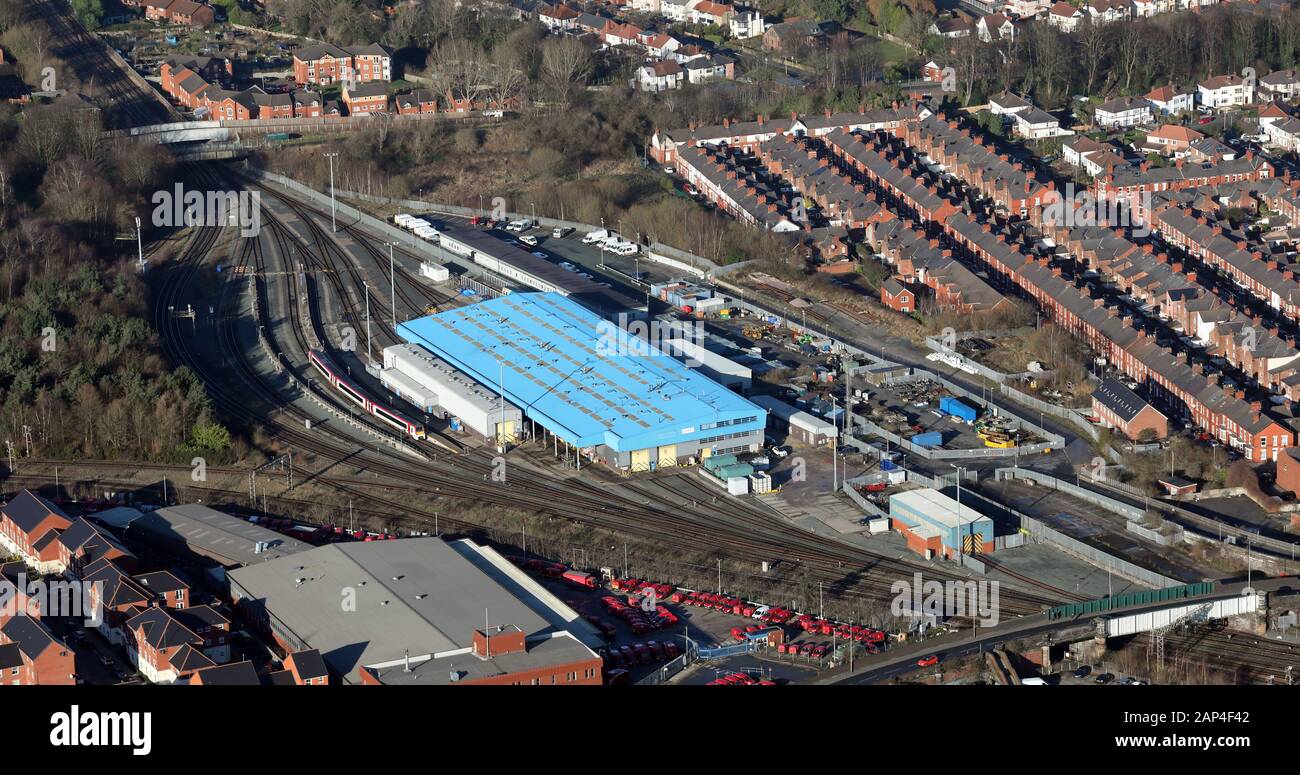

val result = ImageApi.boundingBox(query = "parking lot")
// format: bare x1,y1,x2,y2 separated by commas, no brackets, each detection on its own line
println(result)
429,214,673,300
530,566,902,684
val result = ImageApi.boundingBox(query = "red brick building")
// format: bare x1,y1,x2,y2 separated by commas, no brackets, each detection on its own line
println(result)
285,649,330,685
126,606,213,683
0,490,72,572
881,278,915,312
293,43,391,86
0,616,75,685
343,81,388,115
1091,378,1169,440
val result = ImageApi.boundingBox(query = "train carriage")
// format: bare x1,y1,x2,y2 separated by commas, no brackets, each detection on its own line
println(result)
308,350,426,440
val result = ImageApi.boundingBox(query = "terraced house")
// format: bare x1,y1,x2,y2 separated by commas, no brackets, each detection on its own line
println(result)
0,490,72,572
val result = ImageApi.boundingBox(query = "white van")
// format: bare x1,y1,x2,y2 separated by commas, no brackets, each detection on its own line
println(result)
582,229,609,244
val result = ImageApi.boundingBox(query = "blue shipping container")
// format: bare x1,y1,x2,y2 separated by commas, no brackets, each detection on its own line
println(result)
912,431,942,448
939,397,977,422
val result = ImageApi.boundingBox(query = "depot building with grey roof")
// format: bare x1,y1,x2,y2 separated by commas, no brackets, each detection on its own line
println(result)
228,537,604,685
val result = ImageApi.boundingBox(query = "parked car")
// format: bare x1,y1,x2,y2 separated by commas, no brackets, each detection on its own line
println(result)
1073,665,1092,679
1095,672,1115,684
519,234,538,247
551,226,573,239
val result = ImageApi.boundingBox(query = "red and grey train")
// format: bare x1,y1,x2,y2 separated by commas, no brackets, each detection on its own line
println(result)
308,349,427,440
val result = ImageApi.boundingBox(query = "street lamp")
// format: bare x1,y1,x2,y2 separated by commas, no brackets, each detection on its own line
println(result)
324,152,340,232
949,463,967,559
386,242,398,329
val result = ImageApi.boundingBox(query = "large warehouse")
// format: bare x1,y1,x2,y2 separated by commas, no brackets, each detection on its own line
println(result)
228,536,604,685
397,292,766,471
381,343,523,442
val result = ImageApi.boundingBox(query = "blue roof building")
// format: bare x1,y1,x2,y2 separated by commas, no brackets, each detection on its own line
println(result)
397,292,766,470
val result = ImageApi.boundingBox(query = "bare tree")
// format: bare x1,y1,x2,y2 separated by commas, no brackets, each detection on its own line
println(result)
540,36,592,107
1077,20,1109,97
1114,22,1144,93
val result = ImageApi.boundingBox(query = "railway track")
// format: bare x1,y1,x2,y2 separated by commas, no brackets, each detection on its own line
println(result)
1128,625,1300,684
145,162,1072,616
26,0,177,129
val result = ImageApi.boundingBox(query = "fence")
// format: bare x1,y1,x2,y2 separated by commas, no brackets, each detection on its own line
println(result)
697,642,755,660
992,468,1182,588
634,653,689,686
998,380,1101,442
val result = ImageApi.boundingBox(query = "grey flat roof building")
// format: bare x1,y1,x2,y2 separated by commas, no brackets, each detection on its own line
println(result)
229,537,603,683
96,504,312,568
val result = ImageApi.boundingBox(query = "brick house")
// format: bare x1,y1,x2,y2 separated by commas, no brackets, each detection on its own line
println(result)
343,81,388,115
192,660,260,685
204,88,257,121
285,648,330,685
163,0,215,27
395,89,438,114
293,43,391,86
292,90,324,118
134,570,189,609
0,616,75,685
0,490,72,572
82,558,154,647
1275,447,1300,495
1091,378,1169,440
175,604,233,664
126,606,213,683
168,68,211,108
881,279,915,312
57,518,135,578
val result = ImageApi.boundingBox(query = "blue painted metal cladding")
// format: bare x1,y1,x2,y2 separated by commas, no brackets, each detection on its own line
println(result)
397,292,766,452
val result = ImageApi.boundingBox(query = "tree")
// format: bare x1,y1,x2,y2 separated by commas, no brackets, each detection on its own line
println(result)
540,36,592,107
1077,20,1109,97
70,0,102,30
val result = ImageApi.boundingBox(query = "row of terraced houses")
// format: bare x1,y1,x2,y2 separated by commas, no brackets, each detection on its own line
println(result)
653,102,1300,457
